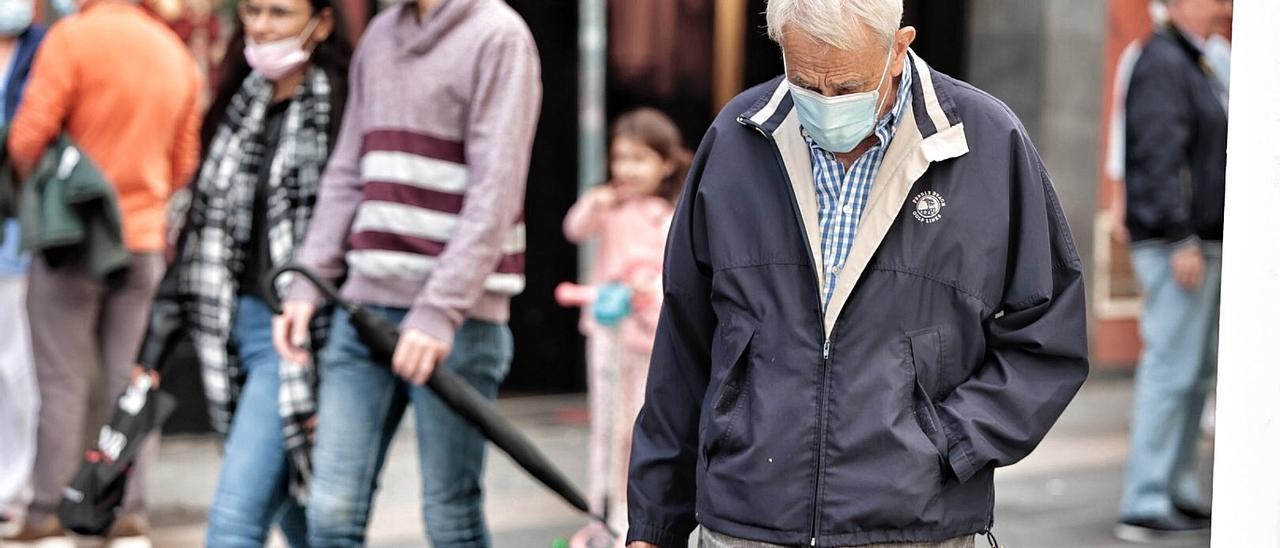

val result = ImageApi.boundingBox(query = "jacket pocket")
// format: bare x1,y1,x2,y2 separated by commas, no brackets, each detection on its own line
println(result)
703,315,757,468
906,326,950,463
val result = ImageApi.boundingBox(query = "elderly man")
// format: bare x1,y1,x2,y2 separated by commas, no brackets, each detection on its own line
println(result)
625,1,1088,547
1116,0,1231,542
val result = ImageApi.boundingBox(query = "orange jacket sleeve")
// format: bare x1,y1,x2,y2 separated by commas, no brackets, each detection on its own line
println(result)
169,67,203,191
8,26,75,172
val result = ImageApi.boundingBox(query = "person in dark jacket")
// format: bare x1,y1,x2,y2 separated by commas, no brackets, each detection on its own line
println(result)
1116,0,1231,543
625,0,1089,546
0,2,43,534
132,0,351,545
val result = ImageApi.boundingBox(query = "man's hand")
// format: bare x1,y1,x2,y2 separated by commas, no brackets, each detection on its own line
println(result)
392,328,451,385
1171,244,1205,291
1109,208,1129,244
273,300,316,364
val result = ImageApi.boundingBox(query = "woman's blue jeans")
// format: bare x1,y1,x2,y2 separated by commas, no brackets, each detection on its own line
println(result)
205,295,309,547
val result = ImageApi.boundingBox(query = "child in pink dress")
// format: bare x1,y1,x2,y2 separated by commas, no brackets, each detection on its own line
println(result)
563,108,690,546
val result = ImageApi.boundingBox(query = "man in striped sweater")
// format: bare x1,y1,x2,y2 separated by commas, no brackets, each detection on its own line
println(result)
273,0,541,545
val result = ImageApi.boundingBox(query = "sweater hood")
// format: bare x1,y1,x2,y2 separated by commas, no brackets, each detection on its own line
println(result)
392,0,482,56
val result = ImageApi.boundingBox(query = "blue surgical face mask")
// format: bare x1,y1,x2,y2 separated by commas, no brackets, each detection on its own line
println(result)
50,0,75,17
0,0,33,37
788,49,895,154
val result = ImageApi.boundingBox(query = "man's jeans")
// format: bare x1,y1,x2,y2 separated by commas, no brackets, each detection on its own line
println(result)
206,295,308,547
1121,241,1222,519
306,306,512,547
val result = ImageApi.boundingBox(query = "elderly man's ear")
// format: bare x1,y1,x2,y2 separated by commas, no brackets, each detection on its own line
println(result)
892,26,918,77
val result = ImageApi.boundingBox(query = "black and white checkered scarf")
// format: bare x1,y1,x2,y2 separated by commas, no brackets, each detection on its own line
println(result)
177,68,331,503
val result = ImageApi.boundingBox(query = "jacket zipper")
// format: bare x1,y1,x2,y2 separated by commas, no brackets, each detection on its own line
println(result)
738,115,835,547
810,334,834,546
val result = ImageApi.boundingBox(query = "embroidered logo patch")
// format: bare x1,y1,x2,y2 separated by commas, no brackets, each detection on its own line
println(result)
912,191,946,223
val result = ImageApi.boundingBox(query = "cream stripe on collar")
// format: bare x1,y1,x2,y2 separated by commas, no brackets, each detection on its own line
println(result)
908,50,953,133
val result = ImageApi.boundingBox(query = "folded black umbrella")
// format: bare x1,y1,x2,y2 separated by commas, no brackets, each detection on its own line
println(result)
267,264,611,534
59,374,177,535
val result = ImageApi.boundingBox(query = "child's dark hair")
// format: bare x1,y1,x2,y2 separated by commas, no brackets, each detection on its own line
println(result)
611,108,692,204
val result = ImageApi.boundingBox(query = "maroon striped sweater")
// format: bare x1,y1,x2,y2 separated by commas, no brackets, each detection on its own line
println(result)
289,0,542,346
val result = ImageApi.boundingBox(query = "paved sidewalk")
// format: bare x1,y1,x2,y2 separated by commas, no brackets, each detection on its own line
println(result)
138,374,1211,547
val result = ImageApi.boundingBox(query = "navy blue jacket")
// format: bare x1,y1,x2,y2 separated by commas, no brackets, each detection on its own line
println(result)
627,52,1089,547
0,25,47,268
5,25,46,121
1123,26,1227,244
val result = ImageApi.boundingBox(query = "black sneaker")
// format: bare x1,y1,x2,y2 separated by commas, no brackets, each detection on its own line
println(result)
1174,502,1212,525
1115,513,1210,544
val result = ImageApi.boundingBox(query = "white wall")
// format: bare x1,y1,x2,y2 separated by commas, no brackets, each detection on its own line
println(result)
1210,0,1280,544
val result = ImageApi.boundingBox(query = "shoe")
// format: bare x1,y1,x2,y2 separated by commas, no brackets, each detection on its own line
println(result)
1115,513,1210,544
3,515,75,547
1174,501,1212,524
0,511,16,538
106,513,152,548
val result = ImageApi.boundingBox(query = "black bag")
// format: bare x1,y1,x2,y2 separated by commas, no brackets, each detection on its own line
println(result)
58,376,177,536
58,452,130,536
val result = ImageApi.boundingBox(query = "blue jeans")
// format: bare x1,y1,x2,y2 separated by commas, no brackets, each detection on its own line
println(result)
306,307,513,547
1120,241,1222,519
206,295,309,547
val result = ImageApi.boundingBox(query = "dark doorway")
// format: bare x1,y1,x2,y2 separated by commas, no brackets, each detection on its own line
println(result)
504,0,586,393
903,0,969,79
742,0,784,90
606,0,716,152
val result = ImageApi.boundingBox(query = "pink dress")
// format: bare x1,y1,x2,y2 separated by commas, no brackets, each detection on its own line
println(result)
563,194,673,539
563,195,672,353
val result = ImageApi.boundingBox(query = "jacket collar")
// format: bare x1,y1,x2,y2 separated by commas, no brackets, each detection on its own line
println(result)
1163,25,1212,68
1168,22,1207,53
737,50,970,335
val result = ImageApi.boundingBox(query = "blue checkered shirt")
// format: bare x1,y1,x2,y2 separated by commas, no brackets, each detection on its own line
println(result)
805,58,913,308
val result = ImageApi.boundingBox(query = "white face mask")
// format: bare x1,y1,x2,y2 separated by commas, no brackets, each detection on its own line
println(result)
244,18,319,81
788,48,895,154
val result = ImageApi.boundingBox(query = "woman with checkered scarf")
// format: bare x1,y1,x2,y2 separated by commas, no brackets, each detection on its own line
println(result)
132,0,351,545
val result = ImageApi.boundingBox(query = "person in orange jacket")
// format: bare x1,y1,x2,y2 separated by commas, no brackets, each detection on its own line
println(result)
4,0,201,543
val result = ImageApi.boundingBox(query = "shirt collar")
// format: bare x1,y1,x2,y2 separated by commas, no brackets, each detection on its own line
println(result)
804,54,915,153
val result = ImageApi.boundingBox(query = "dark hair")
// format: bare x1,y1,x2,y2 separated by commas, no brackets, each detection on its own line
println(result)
200,0,353,152
611,107,692,205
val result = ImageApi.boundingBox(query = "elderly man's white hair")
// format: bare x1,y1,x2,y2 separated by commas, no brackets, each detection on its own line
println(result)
766,0,904,51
